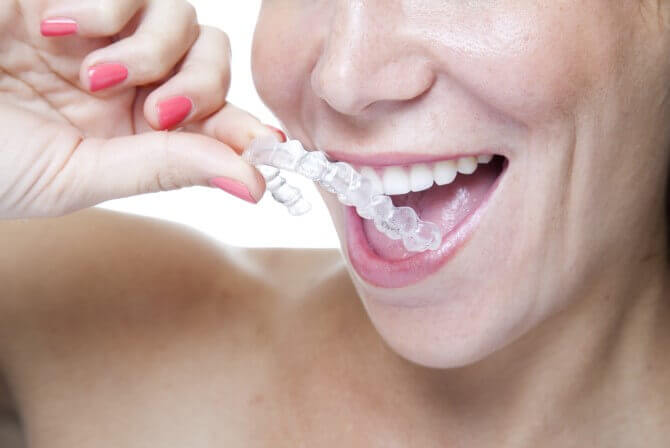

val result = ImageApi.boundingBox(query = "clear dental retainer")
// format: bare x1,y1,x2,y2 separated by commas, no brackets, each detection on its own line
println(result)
243,135,442,253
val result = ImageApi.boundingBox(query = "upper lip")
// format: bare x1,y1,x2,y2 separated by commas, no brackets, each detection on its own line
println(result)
323,150,499,167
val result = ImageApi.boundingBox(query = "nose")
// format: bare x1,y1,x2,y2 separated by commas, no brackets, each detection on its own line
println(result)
310,1,435,116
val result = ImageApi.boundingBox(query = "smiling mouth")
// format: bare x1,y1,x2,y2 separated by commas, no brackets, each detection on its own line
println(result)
339,152,507,289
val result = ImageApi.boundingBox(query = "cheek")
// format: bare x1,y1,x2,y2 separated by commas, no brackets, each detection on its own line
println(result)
253,1,629,131
252,6,322,128
420,2,626,125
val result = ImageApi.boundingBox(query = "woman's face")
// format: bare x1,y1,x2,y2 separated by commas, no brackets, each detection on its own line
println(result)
252,1,670,367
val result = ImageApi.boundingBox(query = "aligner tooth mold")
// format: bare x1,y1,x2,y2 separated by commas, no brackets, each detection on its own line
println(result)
243,135,442,252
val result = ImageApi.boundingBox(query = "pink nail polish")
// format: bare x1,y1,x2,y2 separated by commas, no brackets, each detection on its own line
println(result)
88,63,128,92
158,96,193,130
209,177,258,204
41,18,78,37
266,125,287,142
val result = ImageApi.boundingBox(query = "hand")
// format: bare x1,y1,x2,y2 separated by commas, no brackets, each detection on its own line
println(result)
0,0,278,218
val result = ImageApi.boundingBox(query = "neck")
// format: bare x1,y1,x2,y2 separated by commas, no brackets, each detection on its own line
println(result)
390,228,670,445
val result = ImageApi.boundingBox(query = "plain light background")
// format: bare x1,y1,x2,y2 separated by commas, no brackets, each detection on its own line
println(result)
99,0,339,249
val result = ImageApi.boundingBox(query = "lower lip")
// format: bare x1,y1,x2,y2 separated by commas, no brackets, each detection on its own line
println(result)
344,162,507,289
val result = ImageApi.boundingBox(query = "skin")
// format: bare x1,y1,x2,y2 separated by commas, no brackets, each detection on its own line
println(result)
0,0,270,218
1,0,670,446
254,0,670,367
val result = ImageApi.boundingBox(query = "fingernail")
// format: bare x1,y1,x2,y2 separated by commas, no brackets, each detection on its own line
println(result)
157,96,193,130
41,18,78,37
88,63,128,92
209,177,259,204
266,125,287,142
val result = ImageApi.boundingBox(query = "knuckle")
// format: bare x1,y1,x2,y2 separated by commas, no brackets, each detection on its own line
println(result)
175,1,199,40
133,4,200,81
135,34,179,79
216,75,232,97
201,26,231,55
187,20,201,45
156,133,187,191
193,60,230,91
178,64,230,107
181,1,198,26
202,26,229,45
211,69,231,98
162,0,199,40
95,1,131,34
198,27,232,69
218,29,232,57
37,128,88,216
197,82,228,112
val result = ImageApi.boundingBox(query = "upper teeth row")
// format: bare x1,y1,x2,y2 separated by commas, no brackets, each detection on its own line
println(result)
357,154,493,196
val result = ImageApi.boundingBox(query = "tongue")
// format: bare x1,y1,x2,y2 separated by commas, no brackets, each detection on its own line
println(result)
363,163,500,260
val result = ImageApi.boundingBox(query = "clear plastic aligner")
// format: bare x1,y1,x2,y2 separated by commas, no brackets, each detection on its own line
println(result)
243,135,442,252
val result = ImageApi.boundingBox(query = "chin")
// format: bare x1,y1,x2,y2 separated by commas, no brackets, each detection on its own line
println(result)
355,275,537,369
319,161,554,369
315,154,536,367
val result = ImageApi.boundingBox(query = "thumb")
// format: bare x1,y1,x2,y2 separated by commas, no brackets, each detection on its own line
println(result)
59,131,266,213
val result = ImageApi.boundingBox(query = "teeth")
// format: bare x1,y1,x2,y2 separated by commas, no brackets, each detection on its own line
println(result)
433,160,457,186
382,166,411,195
359,154,493,196
457,156,478,175
409,164,434,192
359,166,383,193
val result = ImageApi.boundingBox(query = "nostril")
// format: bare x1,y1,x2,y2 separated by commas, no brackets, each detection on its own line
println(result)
310,62,374,116
310,55,437,117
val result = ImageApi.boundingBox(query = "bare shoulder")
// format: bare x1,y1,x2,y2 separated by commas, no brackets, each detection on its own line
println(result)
0,207,349,327
3,207,333,282
0,207,358,377
0,209,239,320
0,208,372,445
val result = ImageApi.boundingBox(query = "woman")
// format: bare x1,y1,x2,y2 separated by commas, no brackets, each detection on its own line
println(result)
1,0,668,446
